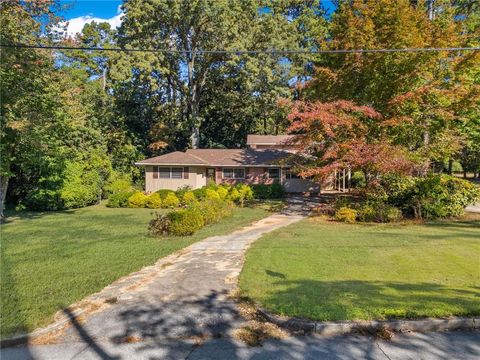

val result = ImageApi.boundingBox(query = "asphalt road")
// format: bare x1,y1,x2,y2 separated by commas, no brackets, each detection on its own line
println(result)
2,330,479,359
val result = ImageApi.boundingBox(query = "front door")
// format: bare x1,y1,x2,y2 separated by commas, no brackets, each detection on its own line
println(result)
206,168,216,182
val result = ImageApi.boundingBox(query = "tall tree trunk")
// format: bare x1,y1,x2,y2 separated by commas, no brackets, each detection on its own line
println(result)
0,175,9,223
427,0,435,20
448,159,453,174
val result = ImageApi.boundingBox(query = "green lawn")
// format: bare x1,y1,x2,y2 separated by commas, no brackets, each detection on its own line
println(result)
1,204,268,338
239,216,480,322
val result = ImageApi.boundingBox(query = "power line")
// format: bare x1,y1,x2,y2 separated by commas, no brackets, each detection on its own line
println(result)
1,43,479,54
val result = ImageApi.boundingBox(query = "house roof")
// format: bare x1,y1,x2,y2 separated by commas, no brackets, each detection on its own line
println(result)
246,134,295,145
135,151,208,166
136,148,295,167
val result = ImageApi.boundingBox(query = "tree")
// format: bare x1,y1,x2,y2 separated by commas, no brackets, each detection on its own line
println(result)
0,0,63,220
287,100,414,186
115,0,327,149
303,0,479,173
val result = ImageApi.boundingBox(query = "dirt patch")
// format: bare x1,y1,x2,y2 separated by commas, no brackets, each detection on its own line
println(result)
231,290,289,346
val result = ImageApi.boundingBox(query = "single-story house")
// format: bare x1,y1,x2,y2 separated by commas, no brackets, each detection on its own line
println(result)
135,135,323,193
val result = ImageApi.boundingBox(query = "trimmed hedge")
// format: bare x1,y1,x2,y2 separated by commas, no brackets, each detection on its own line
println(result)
148,199,233,237
128,191,149,208
162,192,180,208
167,208,205,236
182,191,197,205
145,193,162,209
250,182,285,199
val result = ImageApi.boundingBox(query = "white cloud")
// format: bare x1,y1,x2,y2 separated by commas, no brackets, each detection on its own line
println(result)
57,5,123,38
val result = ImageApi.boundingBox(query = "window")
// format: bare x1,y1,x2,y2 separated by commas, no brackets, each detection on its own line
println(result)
171,167,183,179
268,168,280,179
223,168,245,179
155,167,184,179
285,168,301,179
159,167,170,179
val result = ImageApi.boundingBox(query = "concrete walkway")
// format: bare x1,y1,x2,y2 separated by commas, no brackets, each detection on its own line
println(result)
13,210,303,349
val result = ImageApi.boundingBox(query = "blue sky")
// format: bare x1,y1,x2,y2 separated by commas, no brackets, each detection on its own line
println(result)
60,1,122,19
59,0,336,37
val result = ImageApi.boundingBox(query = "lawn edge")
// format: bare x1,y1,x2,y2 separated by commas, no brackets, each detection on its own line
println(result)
256,307,480,336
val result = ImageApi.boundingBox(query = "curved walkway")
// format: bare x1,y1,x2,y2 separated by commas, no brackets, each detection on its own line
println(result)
5,208,303,351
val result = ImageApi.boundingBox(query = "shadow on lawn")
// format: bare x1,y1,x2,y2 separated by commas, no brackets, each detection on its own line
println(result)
1,209,76,224
260,277,480,321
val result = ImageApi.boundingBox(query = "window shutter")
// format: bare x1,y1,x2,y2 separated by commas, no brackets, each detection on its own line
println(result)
184,167,189,179
153,166,158,179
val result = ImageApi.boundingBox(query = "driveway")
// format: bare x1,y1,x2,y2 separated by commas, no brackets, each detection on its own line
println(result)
2,198,479,359
2,207,304,353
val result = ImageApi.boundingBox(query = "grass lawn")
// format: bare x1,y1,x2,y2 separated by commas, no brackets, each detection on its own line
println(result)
239,215,480,322
1,204,268,338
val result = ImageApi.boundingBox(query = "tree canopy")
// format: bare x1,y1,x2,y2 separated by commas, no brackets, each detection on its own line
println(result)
1,0,479,218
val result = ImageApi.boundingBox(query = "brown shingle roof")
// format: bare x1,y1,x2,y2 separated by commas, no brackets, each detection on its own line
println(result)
136,149,294,167
246,134,295,145
135,151,207,165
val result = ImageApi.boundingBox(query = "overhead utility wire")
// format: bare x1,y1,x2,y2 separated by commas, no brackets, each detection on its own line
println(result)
1,43,480,54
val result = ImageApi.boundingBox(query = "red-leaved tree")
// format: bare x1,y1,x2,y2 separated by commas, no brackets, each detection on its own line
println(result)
287,100,414,186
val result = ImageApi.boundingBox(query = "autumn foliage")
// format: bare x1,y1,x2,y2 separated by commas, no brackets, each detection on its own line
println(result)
287,100,414,185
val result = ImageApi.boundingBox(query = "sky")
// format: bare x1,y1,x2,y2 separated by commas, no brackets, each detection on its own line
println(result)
59,1,123,37
59,0,336,38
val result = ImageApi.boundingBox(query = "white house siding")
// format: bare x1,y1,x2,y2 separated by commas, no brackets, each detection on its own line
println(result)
145,166,206,192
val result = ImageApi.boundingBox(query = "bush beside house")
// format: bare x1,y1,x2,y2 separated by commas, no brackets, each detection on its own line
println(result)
106,183,281,237
334,174,479,223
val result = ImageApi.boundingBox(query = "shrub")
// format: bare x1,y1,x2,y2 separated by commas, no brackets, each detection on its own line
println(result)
379,174,416,208
25,189,63,211
228,188,241,203
410,174,479,219
334,196,354,210
104,172,132,197
156,189,175,200
162,192,180,208
194,199,233,225
60,161,103,209
384,206,403,223
182,191,197,205
175,185,192,199
148,212,170,236
237,184,254,202
167,208,204,236
106,190,135,208
269,182,285,199
127,191,148,208
357,202,403,223
205,189,221,200
192,187,207,200
335,207,357,223
217,186,229,200
145,193,162,209
250,183,284,199
357,204,376,222
351,171,366,188
251,184,270,199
